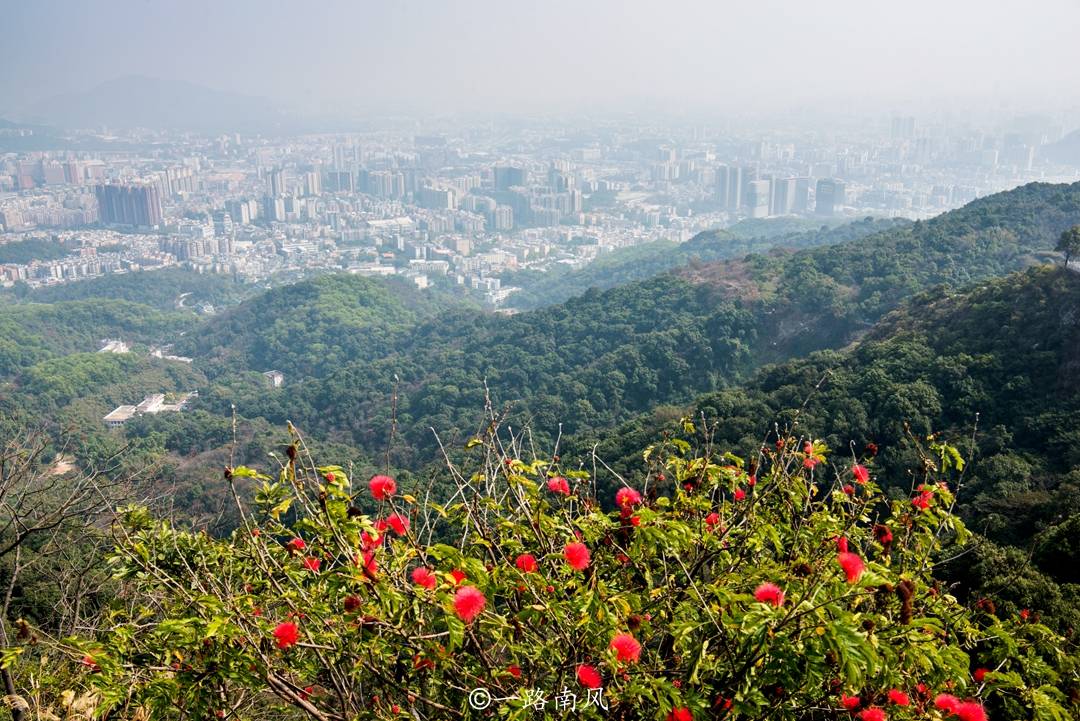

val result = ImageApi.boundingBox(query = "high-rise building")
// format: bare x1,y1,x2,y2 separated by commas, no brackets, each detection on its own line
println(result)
303,171,321,197
890,116,917,140
225,199,255,225
728,166,744,211
745,180,771,218
770,177,796,216
492,205,514,231
793,177,811,213
493,166,527,190
548,168,574,192
262,195,286,222
64,161,84,185
42,162,66,185
417,186,456,210
95,182,163,228
212,210,234,238
323,171,354,193
715,165,745,212
267,168,286,198
815,178,846,217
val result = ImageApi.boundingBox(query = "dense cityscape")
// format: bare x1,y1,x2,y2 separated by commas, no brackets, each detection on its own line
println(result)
3,113,1078,306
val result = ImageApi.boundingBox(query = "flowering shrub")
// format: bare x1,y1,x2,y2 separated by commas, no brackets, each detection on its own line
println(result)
57,427,1076,720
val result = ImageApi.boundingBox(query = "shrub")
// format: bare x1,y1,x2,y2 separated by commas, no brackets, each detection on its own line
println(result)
50,427,1077,720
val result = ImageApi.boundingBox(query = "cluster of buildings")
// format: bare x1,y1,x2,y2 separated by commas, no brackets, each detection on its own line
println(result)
0,112,1077,305
103,391,198,428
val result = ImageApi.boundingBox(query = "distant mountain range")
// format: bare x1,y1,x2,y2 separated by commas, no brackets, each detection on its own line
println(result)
14,75,300,134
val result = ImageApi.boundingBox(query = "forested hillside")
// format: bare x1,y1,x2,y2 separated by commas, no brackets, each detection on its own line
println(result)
0,299,194,377
575,265,1080,631
178,273,470,380
190,181,1080,465
504,216,905,310
25,267,252,310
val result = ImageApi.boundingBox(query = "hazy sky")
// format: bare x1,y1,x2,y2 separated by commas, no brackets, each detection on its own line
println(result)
3,0,1080,116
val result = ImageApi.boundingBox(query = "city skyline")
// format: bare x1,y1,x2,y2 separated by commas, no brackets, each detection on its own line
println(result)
3,0,1080,121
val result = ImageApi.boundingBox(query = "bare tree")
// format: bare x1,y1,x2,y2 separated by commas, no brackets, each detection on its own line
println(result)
0,429,126,721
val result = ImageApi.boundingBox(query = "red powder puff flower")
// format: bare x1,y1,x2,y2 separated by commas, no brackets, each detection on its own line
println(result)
361,550,378,577
610,633,641,663
564,542,591,571
804,457,820,469
973,668,988,683
453,585,486,623
841,694,860,710
515,553,538,573
754,582,785,607
368,475,396,501
272,622,300,649
852,465,870,484
887,689,909,706
803,441,814,454
874,524,893,544
1019,608,1030,620
954,701,987,721
387,513,409,536
412,566,437,590
547,477,570,495
299,686,313,701
507,664,521,678
577,663,602,688
859,708,886,721
286,538,306,553
449,569,467,585
616,487,642,508
360,531,381,551
836,536,849,553
747,474,757,486
705,512,720,528
934,694,960,713
838,552,865,583
373,518,389,534
302,557,321,572
865,442,879,456
667,708,692,721
843,484,855,495
734,488,746,501
912,490,932,510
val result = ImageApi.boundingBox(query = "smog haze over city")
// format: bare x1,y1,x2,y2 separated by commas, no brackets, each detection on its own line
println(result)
3,0,1080,118
5,3,1080,719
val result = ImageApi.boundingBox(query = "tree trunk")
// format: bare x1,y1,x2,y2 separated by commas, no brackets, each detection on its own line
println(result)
0,546,24,721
